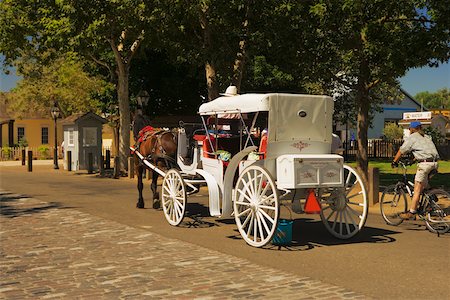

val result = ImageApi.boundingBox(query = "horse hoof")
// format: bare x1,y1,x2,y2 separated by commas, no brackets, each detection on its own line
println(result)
136,202,145,209
153,200,160,209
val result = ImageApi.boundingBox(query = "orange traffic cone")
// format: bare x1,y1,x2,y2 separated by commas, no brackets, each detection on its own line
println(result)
304,189,321,214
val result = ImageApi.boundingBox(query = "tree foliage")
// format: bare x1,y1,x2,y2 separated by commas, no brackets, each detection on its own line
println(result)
383,122,404,139
415,88,450,109
6,53,109,119
304,0,449,183
1,0,449,179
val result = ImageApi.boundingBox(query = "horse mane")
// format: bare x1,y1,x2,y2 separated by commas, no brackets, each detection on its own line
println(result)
133,114,152,140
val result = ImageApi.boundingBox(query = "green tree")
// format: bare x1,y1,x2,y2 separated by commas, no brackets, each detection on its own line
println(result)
383,123,403,139
306,1,449,185
0,0,165,172
415,88,450,109
424,126,445,145
6,53,107,118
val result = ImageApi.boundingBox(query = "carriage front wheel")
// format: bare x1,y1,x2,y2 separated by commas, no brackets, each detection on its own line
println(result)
162,169,187,226
320,165,368,239
233,165,279,247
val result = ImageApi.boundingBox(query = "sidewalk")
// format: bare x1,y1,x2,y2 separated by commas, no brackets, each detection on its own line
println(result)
0,191,367,299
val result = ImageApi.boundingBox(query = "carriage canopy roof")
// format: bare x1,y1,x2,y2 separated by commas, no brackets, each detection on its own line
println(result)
198,93,331,116
198,94,270,115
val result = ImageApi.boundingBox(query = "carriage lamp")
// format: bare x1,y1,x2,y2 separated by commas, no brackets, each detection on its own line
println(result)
51,101,60,169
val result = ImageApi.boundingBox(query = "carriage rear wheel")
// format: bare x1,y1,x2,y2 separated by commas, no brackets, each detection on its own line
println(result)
233,165,279,247
162,169,187,226
320,165,368,239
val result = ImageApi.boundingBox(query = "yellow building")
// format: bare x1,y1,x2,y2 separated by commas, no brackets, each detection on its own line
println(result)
0,94,64,158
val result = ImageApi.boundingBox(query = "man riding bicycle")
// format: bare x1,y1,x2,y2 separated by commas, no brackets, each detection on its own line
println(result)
392,121,439,220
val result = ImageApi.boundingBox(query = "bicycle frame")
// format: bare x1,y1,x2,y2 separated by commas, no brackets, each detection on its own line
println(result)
396,161,414,198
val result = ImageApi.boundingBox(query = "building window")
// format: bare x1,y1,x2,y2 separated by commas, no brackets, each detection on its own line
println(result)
17,127,25,142
41,127,49,144
68,129,74,146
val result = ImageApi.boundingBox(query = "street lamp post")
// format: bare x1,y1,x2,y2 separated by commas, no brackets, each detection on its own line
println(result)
51,101,60,169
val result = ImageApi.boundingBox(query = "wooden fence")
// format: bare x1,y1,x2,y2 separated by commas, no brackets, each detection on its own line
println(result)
343,139,403,160
344,139,450,160
1,146,112,161
0,146,60,161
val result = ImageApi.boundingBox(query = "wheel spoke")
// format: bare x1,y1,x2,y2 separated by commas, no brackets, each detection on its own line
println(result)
257,213,265,241
347,204,362,219
241,210,253,228
255,173,264,196
331,211,339,231
326,209,336,221
246,213,254,239
344,207,358,228
236,201,251,206
237,207,251,218
237,188,253,203
246,172,256,196
347,191,362,200
259,194,275,205
343,209,352,234
348,200,364,206
259,209,275,225
257,211,271,235
253,214,258,242
258,204,276,211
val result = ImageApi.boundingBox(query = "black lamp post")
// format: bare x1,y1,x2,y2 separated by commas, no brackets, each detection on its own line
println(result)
51,101,60,169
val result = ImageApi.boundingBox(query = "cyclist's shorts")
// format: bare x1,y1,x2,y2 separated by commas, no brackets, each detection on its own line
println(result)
415,162,438,185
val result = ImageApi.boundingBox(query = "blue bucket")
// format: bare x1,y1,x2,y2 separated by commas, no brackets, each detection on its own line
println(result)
272,219,293,246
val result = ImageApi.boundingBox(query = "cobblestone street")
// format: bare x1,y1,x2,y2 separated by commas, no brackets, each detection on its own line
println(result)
1,191,368,299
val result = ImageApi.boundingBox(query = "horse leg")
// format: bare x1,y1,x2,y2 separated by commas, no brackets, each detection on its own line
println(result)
151,170,161,209
136,165,145,208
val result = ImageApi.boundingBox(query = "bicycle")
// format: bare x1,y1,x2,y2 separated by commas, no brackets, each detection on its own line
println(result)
380,159,450,234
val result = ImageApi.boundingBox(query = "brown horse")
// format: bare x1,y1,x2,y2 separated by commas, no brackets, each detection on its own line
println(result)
133,119,178,209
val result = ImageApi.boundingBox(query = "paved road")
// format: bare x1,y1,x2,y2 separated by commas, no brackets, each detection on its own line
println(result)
1,164,449,299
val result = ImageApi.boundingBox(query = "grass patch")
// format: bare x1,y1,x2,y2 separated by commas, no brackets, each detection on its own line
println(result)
347,160,450,189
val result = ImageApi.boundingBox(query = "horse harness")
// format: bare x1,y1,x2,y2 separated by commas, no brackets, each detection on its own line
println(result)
134,128,177,166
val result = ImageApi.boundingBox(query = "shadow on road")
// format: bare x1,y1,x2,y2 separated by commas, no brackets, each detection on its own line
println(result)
225,217,401,251
0,192,77,218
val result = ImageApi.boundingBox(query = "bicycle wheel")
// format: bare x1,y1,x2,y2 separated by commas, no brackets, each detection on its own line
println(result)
380,184,408,226
424,189,450,234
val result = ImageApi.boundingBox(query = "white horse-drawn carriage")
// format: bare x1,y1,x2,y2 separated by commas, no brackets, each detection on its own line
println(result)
135,91,368,247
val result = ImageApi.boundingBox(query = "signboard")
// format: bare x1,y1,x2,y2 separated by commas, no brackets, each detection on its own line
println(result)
403,111,432,120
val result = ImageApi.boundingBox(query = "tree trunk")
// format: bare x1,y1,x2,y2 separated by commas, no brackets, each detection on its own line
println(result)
117,65,130,172
355,83,370,191
231,0,253,92
231,40,246,93
205,62,219,100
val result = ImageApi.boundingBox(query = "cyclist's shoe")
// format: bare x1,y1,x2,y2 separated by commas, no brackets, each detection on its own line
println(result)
399,211,417,220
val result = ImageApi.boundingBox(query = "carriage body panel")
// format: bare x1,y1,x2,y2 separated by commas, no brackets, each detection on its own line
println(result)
276,154,344,189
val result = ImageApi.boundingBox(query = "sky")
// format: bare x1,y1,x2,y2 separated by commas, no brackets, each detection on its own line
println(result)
1,57,449,97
